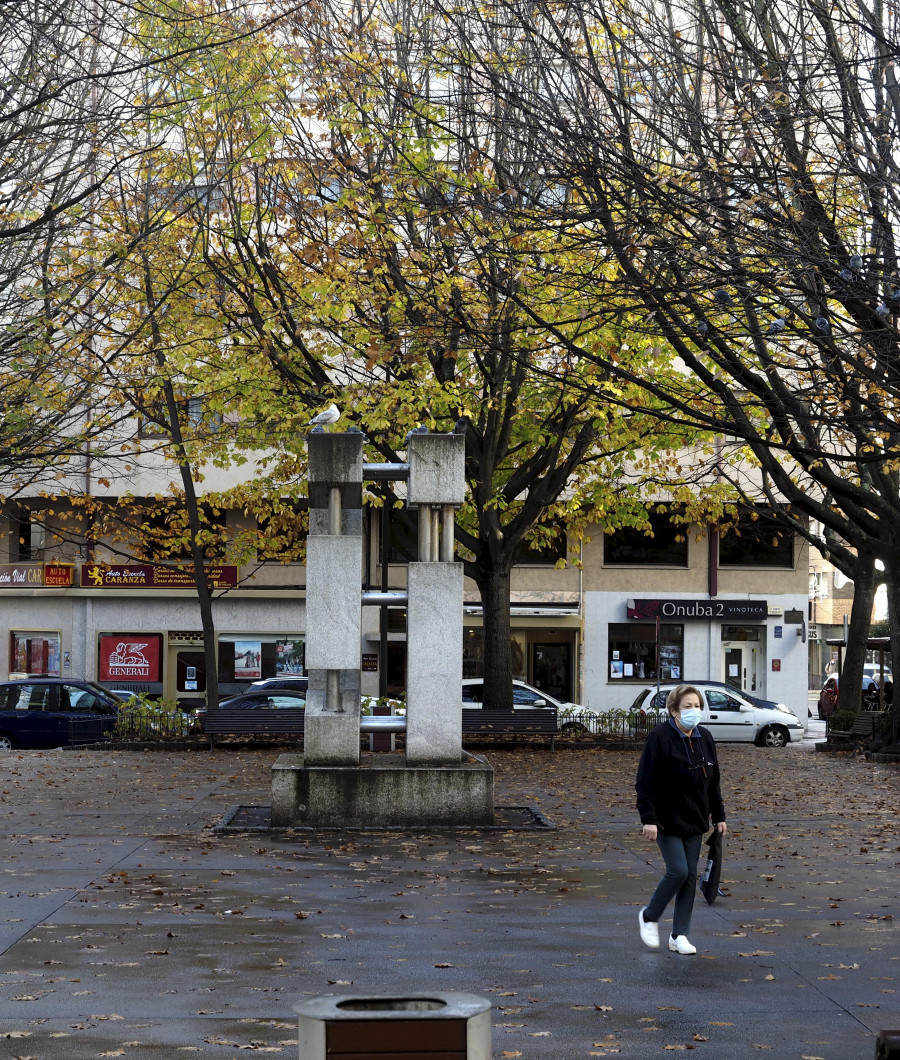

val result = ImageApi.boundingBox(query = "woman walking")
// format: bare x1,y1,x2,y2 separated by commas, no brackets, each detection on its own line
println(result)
635,685,727,954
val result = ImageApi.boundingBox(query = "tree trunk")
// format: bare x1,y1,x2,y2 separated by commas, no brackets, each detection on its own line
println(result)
885,571,900,747
840,554,877,714
176,460,220,712
160,377,220,712
473,562,513,712
142,254,219,712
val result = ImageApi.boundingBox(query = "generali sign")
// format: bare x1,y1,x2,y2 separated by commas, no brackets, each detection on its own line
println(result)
99,634,162,681
0,563,75,588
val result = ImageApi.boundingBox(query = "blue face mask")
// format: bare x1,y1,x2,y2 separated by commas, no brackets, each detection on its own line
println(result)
678,707,702,730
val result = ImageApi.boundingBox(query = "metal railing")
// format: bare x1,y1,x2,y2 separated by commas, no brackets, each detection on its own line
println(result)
68,717,118,745
558,707,667,740
112,706,201,741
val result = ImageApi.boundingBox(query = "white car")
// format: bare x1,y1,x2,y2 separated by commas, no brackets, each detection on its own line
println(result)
628,683,803,747
863,664,892,686
461,678,579,711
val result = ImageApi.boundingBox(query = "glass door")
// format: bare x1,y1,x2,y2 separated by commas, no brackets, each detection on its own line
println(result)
721,626,764,695
532,643,572,702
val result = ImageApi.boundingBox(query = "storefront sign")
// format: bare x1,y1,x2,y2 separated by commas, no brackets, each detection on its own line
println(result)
0,563,75,588
82,564,238,589
99,634,163,681
362,653,379,672
627,598,768,621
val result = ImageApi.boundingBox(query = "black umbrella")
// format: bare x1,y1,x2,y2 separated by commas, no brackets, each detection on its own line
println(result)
699,829,724,904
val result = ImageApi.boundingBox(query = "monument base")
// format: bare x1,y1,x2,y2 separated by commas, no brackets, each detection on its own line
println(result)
271,752,494,828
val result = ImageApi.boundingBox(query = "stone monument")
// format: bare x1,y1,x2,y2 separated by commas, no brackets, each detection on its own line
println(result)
271,430,494,827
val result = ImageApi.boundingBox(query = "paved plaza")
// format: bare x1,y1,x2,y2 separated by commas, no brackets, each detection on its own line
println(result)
0,732,896,1058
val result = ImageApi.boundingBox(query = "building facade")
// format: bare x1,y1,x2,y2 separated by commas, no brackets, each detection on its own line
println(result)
0,498,809,718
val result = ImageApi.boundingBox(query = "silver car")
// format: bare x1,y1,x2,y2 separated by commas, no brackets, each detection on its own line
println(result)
629,683,803,747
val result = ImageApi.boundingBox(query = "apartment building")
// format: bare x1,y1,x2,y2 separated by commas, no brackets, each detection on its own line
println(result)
0,488,808,717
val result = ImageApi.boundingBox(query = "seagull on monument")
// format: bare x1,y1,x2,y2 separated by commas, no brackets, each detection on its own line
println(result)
308,403,340,427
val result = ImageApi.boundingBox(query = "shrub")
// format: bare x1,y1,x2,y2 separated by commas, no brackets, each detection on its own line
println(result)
829,709,856,732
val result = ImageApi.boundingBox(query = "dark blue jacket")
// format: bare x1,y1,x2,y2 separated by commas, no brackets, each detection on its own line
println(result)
635,720,726,837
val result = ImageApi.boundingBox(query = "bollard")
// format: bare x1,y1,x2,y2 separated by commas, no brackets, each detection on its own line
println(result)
876,1031,900,1059
295,992,490,1059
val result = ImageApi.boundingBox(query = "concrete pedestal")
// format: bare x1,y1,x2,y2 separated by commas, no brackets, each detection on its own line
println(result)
271,752,494,828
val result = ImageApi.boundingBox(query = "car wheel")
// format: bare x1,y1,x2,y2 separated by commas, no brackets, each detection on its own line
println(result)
0,733,15,751
559,721,590,736
759,725,788,748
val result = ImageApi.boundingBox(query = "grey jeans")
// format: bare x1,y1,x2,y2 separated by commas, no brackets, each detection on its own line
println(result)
643,832,703,938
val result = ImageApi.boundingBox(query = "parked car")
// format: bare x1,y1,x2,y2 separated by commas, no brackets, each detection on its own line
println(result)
628,682,803,747
676,680,793,714
462,678,580,713
817,674,880,718
196,688,307,730
0,678,124,750
248,675,309,693
862,664,893,686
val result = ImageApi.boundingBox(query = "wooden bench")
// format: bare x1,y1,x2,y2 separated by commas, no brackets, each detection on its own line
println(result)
204,708,305,749
461,709,558,750
828,710,887,742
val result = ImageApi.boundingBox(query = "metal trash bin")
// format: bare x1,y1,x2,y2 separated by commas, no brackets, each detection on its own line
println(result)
876,1030,900,1059
295,992,490,1059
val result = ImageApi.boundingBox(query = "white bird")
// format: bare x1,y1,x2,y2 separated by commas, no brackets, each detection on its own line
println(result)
308,403,340,427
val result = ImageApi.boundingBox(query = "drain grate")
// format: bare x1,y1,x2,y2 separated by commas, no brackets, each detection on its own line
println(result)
214,804,554,833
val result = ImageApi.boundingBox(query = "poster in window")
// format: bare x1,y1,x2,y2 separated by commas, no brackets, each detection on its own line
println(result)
99,634,162,682
610,660,624,678
234,640,262,679
276,638,305,674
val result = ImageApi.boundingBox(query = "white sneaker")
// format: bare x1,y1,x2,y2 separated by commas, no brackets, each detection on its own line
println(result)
669,935,697,955
638,907,659,949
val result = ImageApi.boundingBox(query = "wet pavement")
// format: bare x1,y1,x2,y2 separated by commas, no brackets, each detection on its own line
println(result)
0,736,895,1059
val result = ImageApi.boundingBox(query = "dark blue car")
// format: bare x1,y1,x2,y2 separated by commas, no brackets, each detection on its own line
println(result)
0,679,123,749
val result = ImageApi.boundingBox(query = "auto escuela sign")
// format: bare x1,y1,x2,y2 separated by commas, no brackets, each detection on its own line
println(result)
81,564,238,589
0,563,74,588
627,598,768,621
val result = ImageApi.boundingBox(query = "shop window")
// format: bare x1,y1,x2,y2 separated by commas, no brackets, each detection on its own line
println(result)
608,622,683,682
138,393,223,438
462,629,526,681
10,632,61,677
254,502,307,560
11,509,43,561
121,505,229,561
603,509,688,566
516,525,567,566
217,636,305,691
719,509,793,568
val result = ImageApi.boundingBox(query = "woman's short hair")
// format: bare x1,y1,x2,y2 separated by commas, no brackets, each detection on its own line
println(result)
665,684,702,716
